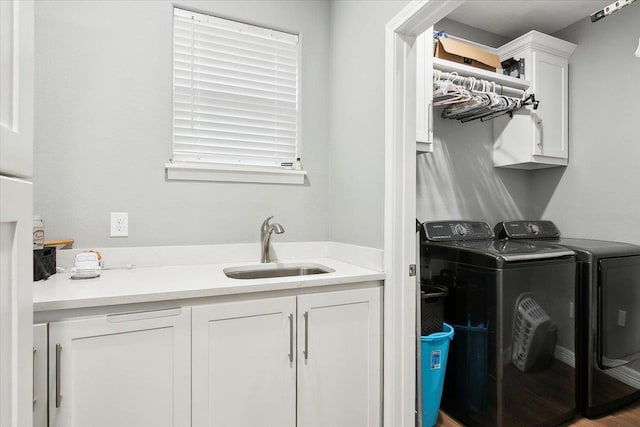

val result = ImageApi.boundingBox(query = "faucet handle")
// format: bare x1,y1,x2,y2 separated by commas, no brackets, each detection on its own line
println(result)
261,216,274,231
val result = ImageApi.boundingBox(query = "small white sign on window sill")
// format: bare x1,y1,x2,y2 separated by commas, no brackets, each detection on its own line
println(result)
165,162,307,185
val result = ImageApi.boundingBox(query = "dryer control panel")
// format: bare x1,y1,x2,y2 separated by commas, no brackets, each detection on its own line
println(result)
494,220,560,239
423,221,494,241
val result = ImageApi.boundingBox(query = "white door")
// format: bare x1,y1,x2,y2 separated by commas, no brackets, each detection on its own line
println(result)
0,0,34,178
33,324,47,427
297,286,382,427
48,308,191,427
0,176,33,427
192,297,296,427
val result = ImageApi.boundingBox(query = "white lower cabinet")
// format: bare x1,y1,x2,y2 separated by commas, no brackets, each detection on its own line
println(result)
192,296,297,427
33,324,48,427
38,283,382,427
192,285,382,427
47,307,191,427
297,287,382,427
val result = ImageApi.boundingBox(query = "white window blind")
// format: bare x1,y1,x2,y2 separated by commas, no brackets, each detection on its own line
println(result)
172,8,299,168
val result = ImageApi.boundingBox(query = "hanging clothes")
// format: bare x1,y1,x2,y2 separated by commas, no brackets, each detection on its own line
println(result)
433,70,538,123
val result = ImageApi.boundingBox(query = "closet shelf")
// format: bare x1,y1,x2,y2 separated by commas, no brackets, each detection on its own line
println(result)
433,57,531,92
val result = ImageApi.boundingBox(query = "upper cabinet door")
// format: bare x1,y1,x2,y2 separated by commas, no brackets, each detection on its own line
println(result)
532,50,569,160
0,0,34,178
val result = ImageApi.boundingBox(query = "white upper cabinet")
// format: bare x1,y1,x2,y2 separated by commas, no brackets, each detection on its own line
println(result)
493,31,577,169
417,26,576,170
0,0,34,178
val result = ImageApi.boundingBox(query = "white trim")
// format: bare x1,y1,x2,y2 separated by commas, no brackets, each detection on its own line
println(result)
165,161,306,184
384,2,463,426
497,30,578,60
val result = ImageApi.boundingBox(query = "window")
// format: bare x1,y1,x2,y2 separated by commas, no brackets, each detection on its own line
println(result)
168,8,304,184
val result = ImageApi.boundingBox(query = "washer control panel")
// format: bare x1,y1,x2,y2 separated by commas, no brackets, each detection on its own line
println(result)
494,220,560,239
423,221,494,241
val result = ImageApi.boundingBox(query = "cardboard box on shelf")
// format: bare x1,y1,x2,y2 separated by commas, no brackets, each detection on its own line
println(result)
434,37,501,72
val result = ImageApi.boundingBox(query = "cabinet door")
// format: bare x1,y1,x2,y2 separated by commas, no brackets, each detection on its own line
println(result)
532,50,568,160
33,324,47,427
416,28,434,153
48,308,191,427
297,286,382,427
0,176,33,427
0,0,34,178
192,297,296,427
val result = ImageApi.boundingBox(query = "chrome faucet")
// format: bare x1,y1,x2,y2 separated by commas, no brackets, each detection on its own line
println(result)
260,216,285,263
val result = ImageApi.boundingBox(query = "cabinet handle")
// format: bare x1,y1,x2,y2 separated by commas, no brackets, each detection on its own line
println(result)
288,313,294,363
303,311,309,360
55,344,63,408
427,102,433,139
33,348,37,406
107,307,182,323
535,118,543,150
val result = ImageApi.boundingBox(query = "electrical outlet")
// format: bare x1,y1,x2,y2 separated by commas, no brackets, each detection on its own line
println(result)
110,212,129,237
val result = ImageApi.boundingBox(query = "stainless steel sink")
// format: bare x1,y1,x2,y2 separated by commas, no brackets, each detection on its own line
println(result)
224,262,334,280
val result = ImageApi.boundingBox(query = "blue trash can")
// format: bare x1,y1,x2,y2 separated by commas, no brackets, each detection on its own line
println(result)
421,323,454,427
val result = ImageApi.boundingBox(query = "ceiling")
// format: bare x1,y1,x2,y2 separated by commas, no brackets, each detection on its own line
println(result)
446,0,612,39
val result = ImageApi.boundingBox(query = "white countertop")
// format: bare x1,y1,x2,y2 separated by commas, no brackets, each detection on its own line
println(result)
33,257,385,312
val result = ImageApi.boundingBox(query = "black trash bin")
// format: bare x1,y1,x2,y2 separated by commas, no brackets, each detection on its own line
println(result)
421,283,448,336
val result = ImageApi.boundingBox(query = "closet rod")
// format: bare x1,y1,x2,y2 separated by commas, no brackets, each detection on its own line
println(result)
433,69,528,98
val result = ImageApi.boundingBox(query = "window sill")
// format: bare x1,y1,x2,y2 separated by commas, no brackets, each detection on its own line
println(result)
165,162,307,185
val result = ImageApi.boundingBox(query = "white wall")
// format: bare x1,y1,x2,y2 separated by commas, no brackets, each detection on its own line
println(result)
417,117,532,226
34,0,331,248
37,0,635,250
328,0,409,249
532,3,640,243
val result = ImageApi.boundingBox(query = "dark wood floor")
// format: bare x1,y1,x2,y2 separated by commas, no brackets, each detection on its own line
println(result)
438,397,640,427
437,358,640,426
563,400,640,427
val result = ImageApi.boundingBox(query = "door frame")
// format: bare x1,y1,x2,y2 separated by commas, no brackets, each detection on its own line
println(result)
383,2,463,426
